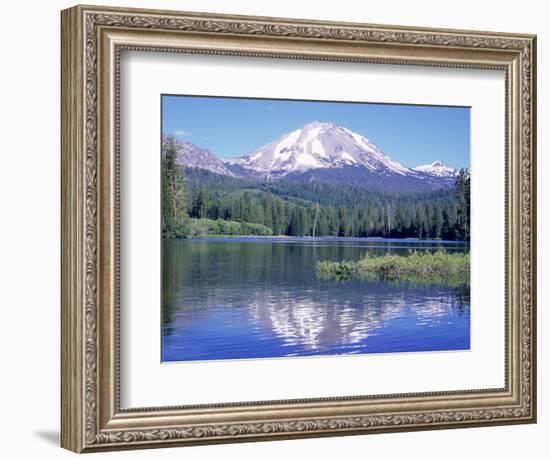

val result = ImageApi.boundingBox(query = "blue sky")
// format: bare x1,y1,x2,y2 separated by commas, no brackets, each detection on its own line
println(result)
162,95,470,169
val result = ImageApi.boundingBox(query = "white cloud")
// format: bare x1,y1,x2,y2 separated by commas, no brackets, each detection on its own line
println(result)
174,130,191,137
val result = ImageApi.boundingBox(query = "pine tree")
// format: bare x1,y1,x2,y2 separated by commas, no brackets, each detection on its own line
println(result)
455,169,471,240
192,187,209,219
263,193,274,229
432,204,443,239
289,207,303,236
414,206,423,238
161,137,189,237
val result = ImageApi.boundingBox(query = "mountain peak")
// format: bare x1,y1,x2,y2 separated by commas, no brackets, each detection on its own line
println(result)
412,160,458,178
227,122,409,176
301,121,336,130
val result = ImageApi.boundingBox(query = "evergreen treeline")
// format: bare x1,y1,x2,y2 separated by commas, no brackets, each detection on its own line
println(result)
162,138,470,240
162,138,189,237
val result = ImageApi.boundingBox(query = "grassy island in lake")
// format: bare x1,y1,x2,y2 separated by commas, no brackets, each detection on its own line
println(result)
317,249,470,286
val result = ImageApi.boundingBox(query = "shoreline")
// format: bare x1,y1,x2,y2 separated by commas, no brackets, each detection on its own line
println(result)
164,235,470,243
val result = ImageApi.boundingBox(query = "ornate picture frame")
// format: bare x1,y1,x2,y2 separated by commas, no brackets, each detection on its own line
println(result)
61,4,536,453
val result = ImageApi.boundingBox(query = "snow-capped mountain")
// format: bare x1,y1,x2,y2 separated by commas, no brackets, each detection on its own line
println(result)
163,136,235,177
227,121,411,177
222,121,461,191
164,124,462,192
412,160,459,178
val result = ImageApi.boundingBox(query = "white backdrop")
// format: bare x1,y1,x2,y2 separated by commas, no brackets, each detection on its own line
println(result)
120,53,505,407
0,0,546,457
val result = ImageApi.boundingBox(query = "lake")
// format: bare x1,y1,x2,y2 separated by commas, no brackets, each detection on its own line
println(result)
162,237,470,362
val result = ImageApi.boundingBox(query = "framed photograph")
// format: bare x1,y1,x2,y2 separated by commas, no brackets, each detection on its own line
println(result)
61,4,537,453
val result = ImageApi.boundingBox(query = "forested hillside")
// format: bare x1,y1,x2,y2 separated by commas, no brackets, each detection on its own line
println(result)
162,137,470,240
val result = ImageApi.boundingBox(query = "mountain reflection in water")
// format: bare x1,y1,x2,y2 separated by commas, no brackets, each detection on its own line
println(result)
162,237,470,362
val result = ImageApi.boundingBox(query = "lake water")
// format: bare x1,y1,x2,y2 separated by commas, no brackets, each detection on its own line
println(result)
162,237,470,362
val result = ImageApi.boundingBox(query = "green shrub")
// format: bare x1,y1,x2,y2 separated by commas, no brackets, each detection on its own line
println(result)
169,218,273,238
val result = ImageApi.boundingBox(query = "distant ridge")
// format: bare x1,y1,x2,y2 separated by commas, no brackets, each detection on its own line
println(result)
163,136,235,177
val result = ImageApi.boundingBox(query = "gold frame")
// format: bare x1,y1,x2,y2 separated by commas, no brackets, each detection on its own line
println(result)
61,4,537,453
